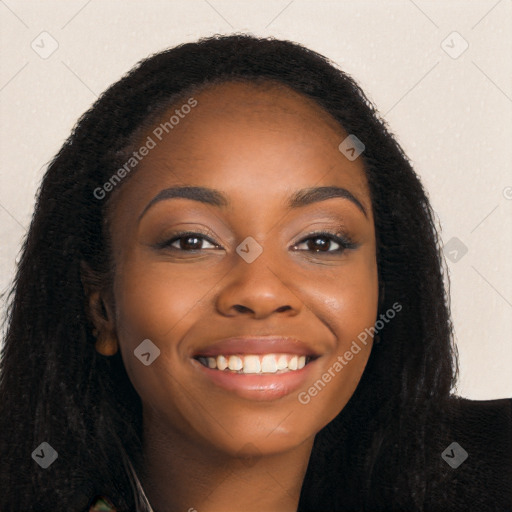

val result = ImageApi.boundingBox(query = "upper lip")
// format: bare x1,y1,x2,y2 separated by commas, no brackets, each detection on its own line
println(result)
192,335,320,358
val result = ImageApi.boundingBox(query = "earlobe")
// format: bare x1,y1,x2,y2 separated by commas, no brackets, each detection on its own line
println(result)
94,330,119,356
88,293,119,356
81,261,118,356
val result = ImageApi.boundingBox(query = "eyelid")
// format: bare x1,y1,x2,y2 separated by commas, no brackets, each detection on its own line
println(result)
292,222,355,242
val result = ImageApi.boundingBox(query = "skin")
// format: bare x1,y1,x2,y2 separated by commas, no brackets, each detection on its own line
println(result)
85,81,379,512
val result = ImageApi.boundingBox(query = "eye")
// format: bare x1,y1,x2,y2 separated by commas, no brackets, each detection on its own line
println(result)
155,229,357,254
292,231,357,253
157,231,220,252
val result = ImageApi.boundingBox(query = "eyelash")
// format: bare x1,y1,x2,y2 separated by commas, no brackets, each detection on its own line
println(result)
156,228,358,254
293,230,358,253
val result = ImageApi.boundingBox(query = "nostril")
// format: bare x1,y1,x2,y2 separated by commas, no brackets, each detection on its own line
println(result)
233,304,252,313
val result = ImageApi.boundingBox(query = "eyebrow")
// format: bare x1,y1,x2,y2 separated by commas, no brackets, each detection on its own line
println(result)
138,185,367,222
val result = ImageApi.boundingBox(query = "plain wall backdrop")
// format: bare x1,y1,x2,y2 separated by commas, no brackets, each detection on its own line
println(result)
1,0,511,399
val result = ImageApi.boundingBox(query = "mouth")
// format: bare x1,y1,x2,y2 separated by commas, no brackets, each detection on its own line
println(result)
194,353,316,374
190,336,321,401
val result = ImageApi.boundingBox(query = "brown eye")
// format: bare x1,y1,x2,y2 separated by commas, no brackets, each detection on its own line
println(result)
176,236,204,251
304,236,334,252
158,231,219,251
293,232,357,254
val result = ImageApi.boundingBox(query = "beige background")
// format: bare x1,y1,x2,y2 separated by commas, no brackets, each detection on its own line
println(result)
1,0,511,399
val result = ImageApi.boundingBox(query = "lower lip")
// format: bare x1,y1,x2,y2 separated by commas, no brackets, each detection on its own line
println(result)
191,358,317,401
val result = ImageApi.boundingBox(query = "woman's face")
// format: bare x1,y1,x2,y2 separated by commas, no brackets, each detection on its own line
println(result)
106,81,378,457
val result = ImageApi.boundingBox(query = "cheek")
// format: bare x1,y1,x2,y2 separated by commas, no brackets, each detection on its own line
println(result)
110,258,221,441
296,257,378,418
114,256,214,342
307,251,379,343
111,255,217,398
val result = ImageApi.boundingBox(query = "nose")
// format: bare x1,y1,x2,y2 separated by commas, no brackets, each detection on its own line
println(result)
215,249,303,319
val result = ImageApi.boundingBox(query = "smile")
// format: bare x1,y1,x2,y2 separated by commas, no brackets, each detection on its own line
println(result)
190,335,322,401
195,353,314,374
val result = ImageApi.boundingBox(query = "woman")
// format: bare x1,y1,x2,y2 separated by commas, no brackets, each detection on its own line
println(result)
0,34,510,511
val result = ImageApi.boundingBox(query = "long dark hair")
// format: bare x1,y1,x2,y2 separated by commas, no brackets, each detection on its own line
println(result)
0,34,457,511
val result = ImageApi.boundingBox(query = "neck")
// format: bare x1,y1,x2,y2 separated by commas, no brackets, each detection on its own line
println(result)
139,411,314,512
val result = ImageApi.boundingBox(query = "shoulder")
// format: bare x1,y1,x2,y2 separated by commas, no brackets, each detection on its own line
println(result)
444,394,512,422
440,396,511,464
425,396,512,511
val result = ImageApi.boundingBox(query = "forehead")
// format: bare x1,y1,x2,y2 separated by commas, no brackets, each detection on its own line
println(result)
108,80,371,227
170,80,352,157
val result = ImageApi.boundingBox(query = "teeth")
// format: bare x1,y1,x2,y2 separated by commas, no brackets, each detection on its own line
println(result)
197,353,311,374
243,355,261,374
217,355,228,371
276,355,288,370
261,354,277,373
228,355,243,371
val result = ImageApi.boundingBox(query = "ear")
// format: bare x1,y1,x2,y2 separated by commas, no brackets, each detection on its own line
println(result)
80,261,118,356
